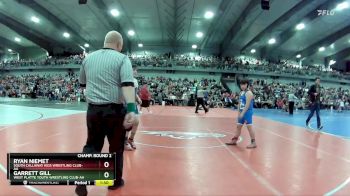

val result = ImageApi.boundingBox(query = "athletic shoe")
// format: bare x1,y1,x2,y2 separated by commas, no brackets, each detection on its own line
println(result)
124,142,133,151
108,179,124,190
128,139,136,149
318,125,323,130
226,137,239,145
306,121,310,128
246,142,257,149
75,185,87,196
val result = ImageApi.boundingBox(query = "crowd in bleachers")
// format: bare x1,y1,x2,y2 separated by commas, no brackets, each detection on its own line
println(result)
0,54,84,67
222,79,350,111
0,73,85,102
1,53,349,81
0,73,227,107
1,71,348,111
136,76,226,107
131,54,348,80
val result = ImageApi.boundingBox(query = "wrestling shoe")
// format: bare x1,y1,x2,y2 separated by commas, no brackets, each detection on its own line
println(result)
246,142,257,149
128,139,136,149
226,137,239,145
124,141,133,151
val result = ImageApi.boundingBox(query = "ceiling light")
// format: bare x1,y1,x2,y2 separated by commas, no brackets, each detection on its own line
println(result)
296,23,305,30
138,43,143,48
196,32,203,38
250,49,256,54
330,43,335,48
268,38,276,44
14,37,21,42
296,54,301,58
84,43,89,48
110,9,120,17
8,49,12,52
128,30,135,36
192,44,197,49
31,16,40,23
318,46,325,52
63,32,70,38
336,2,349,11
204,11,214,19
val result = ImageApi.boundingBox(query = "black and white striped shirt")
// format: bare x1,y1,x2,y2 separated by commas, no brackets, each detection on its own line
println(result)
79,48,134,104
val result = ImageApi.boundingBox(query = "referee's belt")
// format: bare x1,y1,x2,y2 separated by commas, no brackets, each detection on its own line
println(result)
88,103,124,108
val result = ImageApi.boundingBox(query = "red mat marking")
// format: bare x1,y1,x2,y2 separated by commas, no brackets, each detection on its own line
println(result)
0,106,349,195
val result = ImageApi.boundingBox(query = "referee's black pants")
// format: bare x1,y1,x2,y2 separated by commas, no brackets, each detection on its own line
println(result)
82,103,127,184
288,101,294,115
195,98,207,113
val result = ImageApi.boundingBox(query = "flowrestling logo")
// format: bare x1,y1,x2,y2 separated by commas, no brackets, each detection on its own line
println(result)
317,10,335,16
140,131,226,140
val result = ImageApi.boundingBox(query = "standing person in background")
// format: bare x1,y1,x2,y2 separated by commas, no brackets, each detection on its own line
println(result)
125,66,141,150
76,31,138,196
32,81,39,98
195,85,209,113
288,92,298,115
139,84,152,113
338,97,345,112
306,77,323,130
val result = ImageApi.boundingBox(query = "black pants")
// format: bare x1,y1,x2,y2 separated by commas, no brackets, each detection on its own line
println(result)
306,102,321,128
82,104,126,184
289,101,294,115
195,98,207,112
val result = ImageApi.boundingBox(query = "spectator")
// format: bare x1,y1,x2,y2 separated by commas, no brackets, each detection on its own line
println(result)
139,84,152,113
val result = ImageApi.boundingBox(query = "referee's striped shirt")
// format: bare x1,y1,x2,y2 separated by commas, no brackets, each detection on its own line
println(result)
79,48,134,104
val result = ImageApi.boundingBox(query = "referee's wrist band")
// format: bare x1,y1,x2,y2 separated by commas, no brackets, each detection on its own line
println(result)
127,103,136,113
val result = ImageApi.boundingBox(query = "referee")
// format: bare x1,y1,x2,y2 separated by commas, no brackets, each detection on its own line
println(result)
75,31,138,196
195,85,208,113
288,93,298,115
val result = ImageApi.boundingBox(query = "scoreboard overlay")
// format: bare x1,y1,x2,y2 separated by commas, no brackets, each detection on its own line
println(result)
7,153,116,186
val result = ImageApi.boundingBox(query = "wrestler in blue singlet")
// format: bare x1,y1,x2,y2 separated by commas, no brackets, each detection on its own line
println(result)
238,91,254,125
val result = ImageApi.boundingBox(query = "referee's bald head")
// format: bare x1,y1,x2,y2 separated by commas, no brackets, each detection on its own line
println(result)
104,31,123,52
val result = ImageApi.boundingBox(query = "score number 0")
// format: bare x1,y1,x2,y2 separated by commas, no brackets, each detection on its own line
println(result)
104,162,109,178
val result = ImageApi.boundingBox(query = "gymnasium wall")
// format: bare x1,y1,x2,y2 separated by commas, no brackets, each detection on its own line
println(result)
19,47,47,60
1,53,19,61
130,44,219,57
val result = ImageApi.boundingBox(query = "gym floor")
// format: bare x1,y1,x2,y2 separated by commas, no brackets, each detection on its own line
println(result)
0,99,349,195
